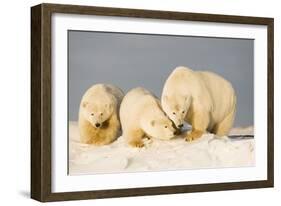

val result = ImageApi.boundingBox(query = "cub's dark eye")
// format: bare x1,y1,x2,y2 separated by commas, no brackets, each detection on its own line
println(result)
101,113,103,116
91,113,94,116
182,111,185,114
173,112,176,115
165,125,168,128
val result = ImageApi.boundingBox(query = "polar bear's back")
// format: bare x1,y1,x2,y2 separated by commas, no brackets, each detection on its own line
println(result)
82,84,124,104
163,66,205,98
197,71,236,122
104,84,124,106
120,87,159,127
120,87,157,113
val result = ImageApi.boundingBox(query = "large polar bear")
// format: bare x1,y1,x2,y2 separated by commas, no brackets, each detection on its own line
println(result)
161,66,236,141
120,87,176,148
78,84,124,145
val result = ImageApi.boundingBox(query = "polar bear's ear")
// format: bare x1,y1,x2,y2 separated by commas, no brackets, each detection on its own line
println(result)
150,120,155,126
82,101,88,108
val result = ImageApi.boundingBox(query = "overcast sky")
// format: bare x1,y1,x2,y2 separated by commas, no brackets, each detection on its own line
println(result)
68,30,254,127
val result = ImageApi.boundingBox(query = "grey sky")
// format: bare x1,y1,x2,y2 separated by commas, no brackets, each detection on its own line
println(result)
68,30,253,127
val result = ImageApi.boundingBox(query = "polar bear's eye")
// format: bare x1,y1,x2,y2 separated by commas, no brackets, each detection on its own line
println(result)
182,111,185,114
100,113,103,116
173,112,176,115
164,125,168,128
91,113,94,116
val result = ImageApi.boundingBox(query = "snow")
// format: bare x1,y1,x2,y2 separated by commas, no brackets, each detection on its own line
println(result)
68,121,255,175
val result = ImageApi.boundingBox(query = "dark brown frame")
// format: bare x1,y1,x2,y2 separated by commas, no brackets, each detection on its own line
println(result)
31,3,274,202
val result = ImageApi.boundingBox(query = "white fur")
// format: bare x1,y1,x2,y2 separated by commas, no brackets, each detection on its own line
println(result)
120,87,176,147
78,84,124,145
161,66,236,137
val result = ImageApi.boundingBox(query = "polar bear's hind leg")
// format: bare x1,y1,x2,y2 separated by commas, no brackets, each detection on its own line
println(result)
213,108,236,137
125,128,145,148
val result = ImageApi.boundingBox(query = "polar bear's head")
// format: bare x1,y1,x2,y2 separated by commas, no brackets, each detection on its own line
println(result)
141,113,176,140
81,96,116,128
161,95,191,129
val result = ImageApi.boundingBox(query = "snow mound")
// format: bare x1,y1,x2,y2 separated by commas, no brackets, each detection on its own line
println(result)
69,121,255,175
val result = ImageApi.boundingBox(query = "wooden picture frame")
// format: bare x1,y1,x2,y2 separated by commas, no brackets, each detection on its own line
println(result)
31,3,274,202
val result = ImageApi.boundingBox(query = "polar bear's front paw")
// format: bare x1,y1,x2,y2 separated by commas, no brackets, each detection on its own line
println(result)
129,139,144,148
91,138,107,146
185,130,203,142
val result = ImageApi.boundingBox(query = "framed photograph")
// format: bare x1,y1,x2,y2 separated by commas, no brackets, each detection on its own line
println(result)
31,3,274,202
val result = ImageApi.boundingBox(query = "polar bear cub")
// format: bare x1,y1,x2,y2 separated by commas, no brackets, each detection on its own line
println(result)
120,87,176,147
78,84,124,145
161,66,236,141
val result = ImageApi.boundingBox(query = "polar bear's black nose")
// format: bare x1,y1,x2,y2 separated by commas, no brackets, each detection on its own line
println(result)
178,124,183,128
95,123,101,127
